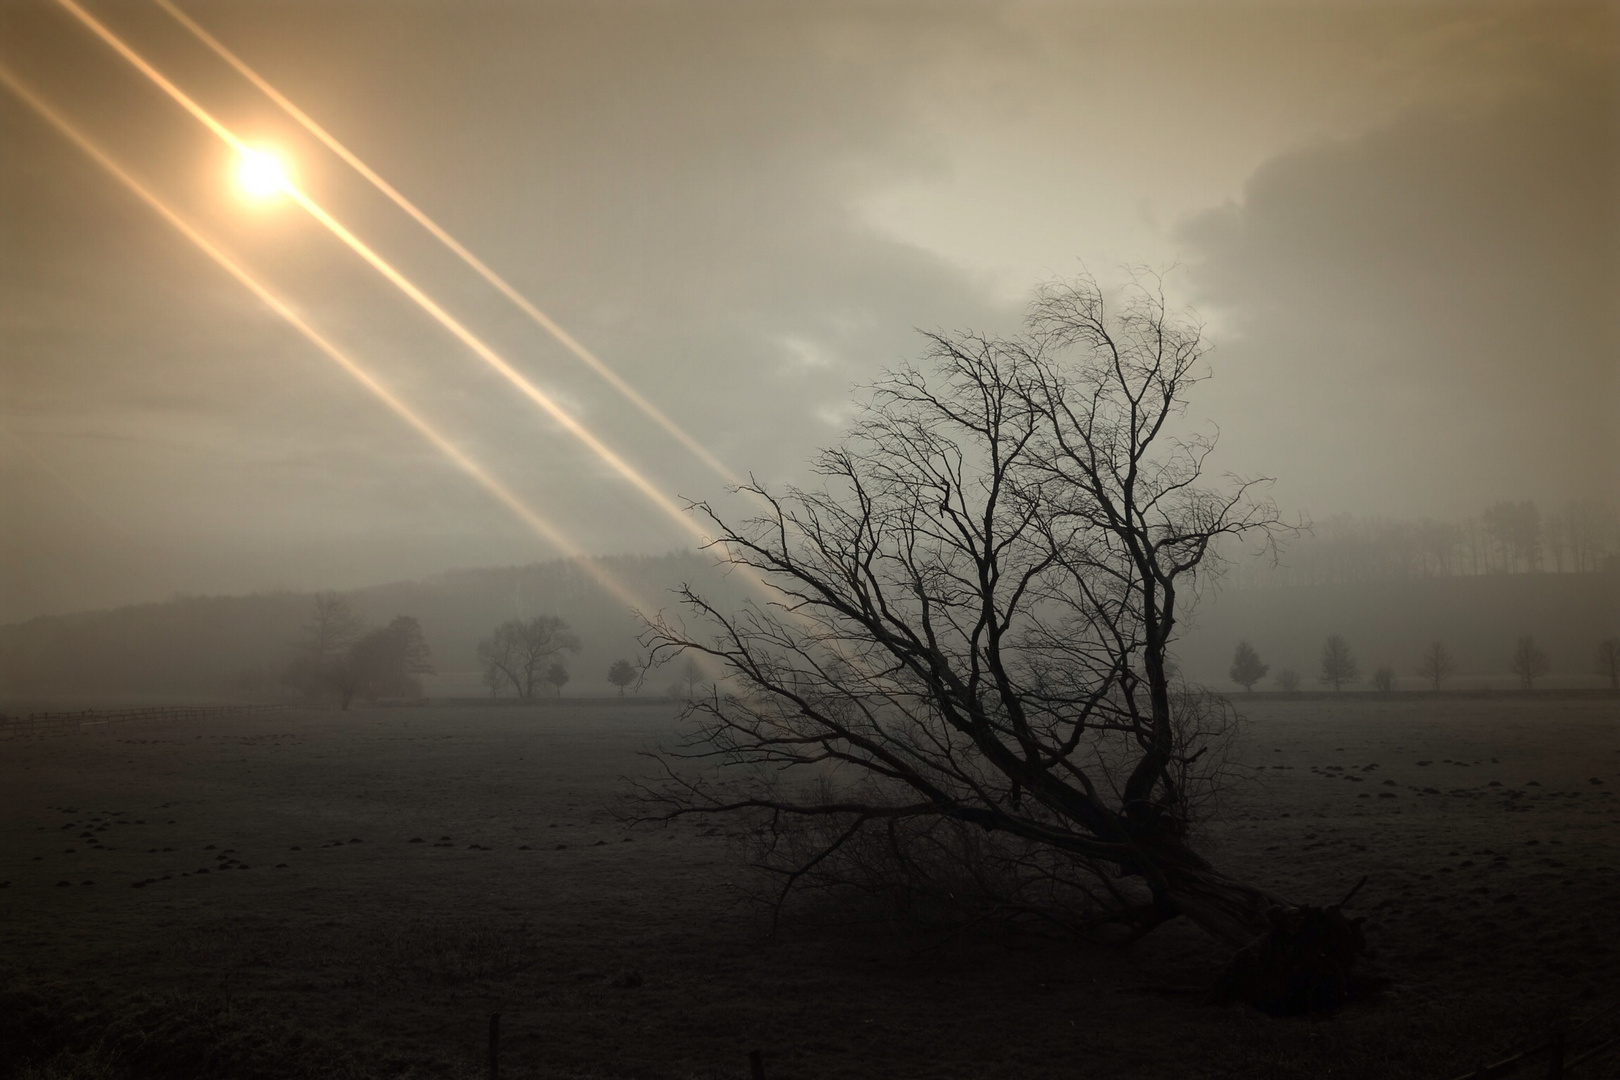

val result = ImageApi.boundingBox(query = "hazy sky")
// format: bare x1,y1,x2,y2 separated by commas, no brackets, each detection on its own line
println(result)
2,1,1615,621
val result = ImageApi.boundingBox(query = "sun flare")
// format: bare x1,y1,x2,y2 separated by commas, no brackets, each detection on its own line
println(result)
236,147,288,198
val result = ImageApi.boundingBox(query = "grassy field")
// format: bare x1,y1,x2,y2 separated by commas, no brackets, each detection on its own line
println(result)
1,697,1617,1079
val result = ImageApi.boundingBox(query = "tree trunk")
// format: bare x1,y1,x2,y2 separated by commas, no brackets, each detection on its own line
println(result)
1099,818,1368,1015
1148,846,1369,1015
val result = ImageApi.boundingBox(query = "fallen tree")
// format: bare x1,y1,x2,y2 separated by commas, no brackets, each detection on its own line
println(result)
643,275,1367,1013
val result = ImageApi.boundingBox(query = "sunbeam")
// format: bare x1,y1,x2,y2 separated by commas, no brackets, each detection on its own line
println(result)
48,0,714,552
152,0,745,490
0,63,659,620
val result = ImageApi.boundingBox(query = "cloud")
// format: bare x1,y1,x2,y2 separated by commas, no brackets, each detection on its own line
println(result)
1178,67,1617,518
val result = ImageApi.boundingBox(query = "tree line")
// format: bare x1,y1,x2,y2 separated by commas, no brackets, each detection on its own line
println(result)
1227,634,1620,693
283,598,656,705
1223,501,1619,588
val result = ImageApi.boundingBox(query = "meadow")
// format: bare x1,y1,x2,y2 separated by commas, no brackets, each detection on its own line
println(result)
1,697,1616,1079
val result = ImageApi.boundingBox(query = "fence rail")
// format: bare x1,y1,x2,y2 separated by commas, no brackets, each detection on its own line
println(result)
0,702,305,737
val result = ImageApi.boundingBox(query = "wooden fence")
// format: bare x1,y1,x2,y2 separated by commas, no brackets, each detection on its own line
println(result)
0,702,305,737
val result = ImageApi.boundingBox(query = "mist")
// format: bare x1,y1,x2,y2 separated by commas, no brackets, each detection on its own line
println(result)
2,2,1617,1076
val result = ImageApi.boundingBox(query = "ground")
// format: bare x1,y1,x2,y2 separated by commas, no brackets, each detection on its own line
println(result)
1,696,1616,1079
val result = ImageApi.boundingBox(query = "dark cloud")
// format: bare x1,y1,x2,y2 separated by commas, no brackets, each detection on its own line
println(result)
1178,68,1617,518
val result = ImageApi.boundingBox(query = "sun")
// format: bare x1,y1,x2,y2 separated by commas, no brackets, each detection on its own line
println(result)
236,147,289,199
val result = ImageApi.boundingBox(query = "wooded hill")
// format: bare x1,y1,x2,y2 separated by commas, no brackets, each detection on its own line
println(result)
0,553,737,707
1,556,1614,706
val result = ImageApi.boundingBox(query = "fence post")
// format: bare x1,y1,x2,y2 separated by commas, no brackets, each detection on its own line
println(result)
749,1049,766,1080
1546,1030,1564,1079
488,1013,500,1080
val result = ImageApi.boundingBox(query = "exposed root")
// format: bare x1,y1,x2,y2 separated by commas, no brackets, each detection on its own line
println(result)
1212,902,1369,1016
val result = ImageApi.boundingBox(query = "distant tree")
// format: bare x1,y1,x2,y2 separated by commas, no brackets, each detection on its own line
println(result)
297,592,365,665
1509,635,1550,690
1543,509,1570,572
477,616,581,699
482,661,505,699
1597,638,1620,693
1371,666,1396,693
350,616,434,703
1275,670,1301,694
1565,501,1620,572
1482,501,1542,572
680,656,703,699
1319,635,1358,692
1228,641,1269,692
284,600,431,710
284,594,366,706
543,661,570,698
1416,641,1455,691
607,659,637,697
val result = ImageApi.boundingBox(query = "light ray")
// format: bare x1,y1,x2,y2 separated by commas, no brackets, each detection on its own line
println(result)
0,63,658,619
49,0,714,551
152,0,744,490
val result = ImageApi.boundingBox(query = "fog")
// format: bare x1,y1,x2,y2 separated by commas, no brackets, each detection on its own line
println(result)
5,7,1620,1071
3,1,1613,630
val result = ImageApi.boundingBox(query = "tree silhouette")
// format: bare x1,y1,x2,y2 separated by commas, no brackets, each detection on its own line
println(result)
284,594,364,707
680,657,703,700
1275,670,1301,694
1598,638,1620,694
543,661,570,699
639,277,1363,1013
349,616,434,704
477,616,581,699
1319,635,1358,692
607,659,637,697
1416,640,1454,691
284,600,431,710
1371,666,1395,693
1509,635,1550,690
1482,500,1543,572
1228,641,1269,692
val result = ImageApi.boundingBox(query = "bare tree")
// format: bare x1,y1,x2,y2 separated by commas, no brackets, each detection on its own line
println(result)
1275,670,1301,694
284,594,366,707
608,659,638,697
1416,641,1455,691
1371,666,1396,693
641,277,1364,1014
1597,638,1620,693
1509,635,1550,690
1228,641,1269,692
1318,635,1358,692
680,657,703,700
544,661,570,699
482,661,505,699
477,616,581,699
284,601,432,710
1483,501,1542,572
